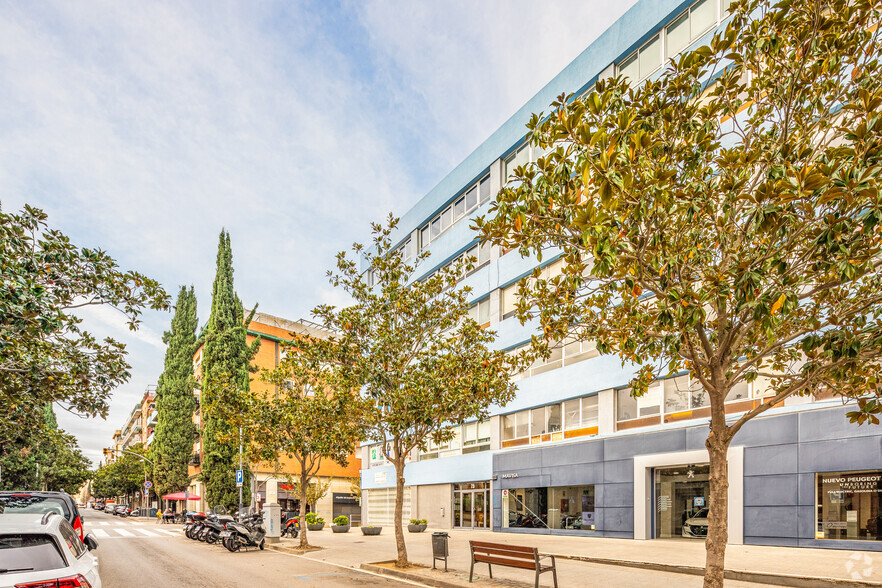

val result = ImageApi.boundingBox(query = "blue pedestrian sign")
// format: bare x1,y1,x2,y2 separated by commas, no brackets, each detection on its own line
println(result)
236,470,243,487
144,481,152,489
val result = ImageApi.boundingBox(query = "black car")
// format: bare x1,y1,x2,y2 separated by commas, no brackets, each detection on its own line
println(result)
0,491,85,540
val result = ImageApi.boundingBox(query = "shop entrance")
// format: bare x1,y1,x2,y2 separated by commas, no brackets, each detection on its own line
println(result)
653,464,710,539
454,482,490,529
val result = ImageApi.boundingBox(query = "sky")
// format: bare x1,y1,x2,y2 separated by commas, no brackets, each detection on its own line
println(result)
0,0,637,467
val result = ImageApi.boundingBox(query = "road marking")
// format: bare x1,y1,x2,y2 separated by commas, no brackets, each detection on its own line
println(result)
92,529,110,538
128,521,143,525
98,522,110,526
154,529,180,536
136,529,160,537
113,528,135,537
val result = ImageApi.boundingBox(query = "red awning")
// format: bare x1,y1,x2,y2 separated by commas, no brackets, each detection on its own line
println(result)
162,492,201,500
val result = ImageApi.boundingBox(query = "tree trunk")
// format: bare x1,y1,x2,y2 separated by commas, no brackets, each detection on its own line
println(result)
393,459,408,567
704,436,731,588
299,471,310,549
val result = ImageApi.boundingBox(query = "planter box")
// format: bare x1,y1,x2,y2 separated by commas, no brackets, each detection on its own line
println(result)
331,525,350,533
307,523,325,531
407,524,427,533
361,527,382,536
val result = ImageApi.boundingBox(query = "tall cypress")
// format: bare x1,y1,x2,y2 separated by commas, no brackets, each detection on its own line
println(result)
200,230,254,510
152,286,198,498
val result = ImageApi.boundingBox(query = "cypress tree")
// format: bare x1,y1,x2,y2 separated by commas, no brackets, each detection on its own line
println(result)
200,230,255,510
152,286,198,498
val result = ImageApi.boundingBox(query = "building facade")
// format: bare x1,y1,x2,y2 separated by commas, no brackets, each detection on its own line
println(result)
359,0,882,551
187,312,362,520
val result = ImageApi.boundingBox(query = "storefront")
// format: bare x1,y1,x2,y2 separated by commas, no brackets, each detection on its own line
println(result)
502,485,595,531
453,482,490,529
654,464,710,539
816,470,882,541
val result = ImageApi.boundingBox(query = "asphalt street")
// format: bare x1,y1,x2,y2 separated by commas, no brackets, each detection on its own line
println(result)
82,509,408,587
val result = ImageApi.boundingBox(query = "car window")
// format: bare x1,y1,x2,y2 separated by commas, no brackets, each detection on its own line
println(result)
0,534,67,573
57,520,86,558
0,495,70,520
693,508,709,518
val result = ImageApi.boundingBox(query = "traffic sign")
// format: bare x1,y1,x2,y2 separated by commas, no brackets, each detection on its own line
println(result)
144,481,152,489
236,470,243,487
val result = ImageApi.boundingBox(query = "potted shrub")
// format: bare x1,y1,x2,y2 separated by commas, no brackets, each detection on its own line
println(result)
361,525,382,536
407,518,428,533
305,512,325,531
332,515,350,533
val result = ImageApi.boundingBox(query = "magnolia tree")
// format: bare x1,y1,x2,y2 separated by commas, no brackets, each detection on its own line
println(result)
240,335,364,549
477,1,882,586
315,217,517,567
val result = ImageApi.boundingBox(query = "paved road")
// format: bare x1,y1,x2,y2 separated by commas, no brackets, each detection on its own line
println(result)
82,509,408,587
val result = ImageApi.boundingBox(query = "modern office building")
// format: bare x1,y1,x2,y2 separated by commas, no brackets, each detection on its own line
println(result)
359,0,882,551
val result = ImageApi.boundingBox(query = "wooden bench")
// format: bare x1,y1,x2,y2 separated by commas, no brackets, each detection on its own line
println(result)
469,540,558,587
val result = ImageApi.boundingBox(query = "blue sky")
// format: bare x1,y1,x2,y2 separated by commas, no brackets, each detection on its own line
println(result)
0,0,636,466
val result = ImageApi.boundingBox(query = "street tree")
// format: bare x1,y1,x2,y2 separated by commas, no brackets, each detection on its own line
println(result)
315,217,517,567
238,335,364,549
477,1,882,586
93,444,150,503
153,286,199,499
0,204,170,440
200,230,257,510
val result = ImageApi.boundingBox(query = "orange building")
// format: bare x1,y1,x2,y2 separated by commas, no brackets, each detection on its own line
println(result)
185,312,361,521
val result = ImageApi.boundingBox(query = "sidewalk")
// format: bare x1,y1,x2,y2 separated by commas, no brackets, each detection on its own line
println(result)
267,527,882,587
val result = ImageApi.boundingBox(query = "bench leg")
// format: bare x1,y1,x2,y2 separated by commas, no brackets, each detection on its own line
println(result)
535,568,540,588
469,560,474,583
488,563,492,579
552,565,558,588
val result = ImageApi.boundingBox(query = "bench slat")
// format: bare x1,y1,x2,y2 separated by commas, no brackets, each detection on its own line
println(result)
473,554,537,570
471,545,537,560
470,541,536,555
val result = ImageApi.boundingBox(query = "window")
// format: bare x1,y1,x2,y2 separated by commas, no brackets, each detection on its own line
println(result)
468,298,491,325
504,485,595,531
725,380,751,402
638,35,661,80
617,387,638,421
419,175,491,250
666,13,690,58
563,336,599,365
502,283,520,320
0,534,68,573
817,471,882,541
504,144,532,180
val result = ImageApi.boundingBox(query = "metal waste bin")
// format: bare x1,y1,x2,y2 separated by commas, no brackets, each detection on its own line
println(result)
432,532,449,571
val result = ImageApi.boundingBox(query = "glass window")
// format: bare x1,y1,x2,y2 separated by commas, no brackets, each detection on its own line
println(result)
564,399,581,430
478,241,491,265
639,382,662,416
478,298,490,324
502,414,516,440
547,404,562,433
431,217,441,239
531,407,546,435
466,186,478,210
441,207,452,231
504,485,595,531
515,411,529,438
0,534,67,572
581,395,599,427
665,376,691,413
477,420,491,444
480,177,491,203
618,52,638,81
691,378,710,409
502,284,519,319
817,471,882,541
691,0,716,38
463,422,477,446
58,519,86,558
666,12,690,58
617,387,638,421
454,197,465,219
420,226,430,249
639,35,661,79
726,381,750,402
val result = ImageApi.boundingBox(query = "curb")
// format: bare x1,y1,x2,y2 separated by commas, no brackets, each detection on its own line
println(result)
360,562,459,588
553,554,882,588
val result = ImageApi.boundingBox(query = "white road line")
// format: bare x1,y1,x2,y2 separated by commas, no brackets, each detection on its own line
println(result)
98,522,110,526
136,529,160,537
113,528,135,537
154,529,180,536
92,529,110,538
128,521,143,525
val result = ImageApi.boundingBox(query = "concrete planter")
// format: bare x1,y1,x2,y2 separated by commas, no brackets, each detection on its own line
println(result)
331,525,350,533
407,524,427,533
306,523,325,531
361,526,382,536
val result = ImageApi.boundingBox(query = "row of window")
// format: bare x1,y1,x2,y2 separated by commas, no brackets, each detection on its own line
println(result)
419,175,491,251
617,0,733,83
507,336,600,381
422,420,492,460
616,374,752,422
502,394,599,446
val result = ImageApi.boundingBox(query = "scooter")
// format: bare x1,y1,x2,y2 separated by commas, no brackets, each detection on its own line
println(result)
184,512,206,540
202,506,236,545
281,514,299,539
222,512,266,552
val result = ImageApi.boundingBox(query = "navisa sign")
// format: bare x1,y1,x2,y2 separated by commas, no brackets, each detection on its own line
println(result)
236,470,243,488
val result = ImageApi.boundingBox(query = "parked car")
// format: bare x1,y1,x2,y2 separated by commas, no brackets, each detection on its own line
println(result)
0,512,100,588
682,508,709,538
111,505,130,516
0,491,85,541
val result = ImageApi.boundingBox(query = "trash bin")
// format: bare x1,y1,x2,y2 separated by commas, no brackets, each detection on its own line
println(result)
432,532,449,571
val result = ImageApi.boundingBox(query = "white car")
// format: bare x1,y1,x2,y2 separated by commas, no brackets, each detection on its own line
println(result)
682,507,709,538
0,512,101,588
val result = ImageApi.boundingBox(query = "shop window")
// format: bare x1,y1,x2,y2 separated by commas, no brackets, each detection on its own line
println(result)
817,471,882,541
504,485,595,531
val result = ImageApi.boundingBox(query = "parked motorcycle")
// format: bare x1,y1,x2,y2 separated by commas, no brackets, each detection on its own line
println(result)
222,512,266,552
201,506,235,545
281,513,299,539
184,511,206,540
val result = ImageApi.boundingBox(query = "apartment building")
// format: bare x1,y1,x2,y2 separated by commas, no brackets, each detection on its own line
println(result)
186,312,362,521
359,0,882,551
113,386,157,453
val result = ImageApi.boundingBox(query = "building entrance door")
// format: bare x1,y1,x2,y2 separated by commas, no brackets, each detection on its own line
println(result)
453,482,490,529
653,464,710,539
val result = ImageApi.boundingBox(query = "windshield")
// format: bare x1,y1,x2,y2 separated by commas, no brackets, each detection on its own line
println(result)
0,534,66,573
0,496,70,519
692,508,709,519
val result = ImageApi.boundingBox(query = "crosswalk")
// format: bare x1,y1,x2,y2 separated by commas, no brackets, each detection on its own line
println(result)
85,521,183,539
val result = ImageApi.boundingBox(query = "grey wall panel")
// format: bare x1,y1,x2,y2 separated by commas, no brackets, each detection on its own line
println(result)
798,437,882,473
602,506,634,533
603,531,634,539
745,536,800,547
732,413,798,447
798,404,877,442
605,429,685,461
603,459,634,484
744,443,798,476
602,482,634,507
685,426,708,450
500,473,549,489
541,440,603,467
548,462,603,486
743,474,798,507
744,506,799,538
797,473,815,506
495,448,542,471
796,505,815,540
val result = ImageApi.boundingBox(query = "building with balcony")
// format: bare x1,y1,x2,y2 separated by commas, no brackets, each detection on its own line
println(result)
358,0,882,552
186,312,362,522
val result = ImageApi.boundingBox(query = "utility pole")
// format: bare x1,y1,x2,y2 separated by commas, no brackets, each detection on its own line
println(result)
238,426,243,517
